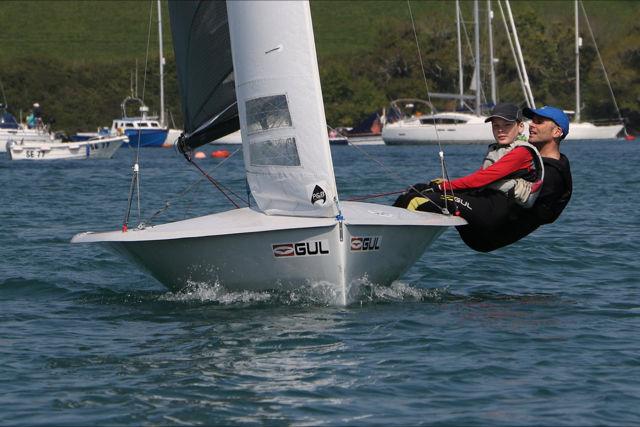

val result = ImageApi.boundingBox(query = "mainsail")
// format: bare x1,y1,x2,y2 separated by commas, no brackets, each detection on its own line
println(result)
168,1,238,148
171,1,338,218
228,1,338,218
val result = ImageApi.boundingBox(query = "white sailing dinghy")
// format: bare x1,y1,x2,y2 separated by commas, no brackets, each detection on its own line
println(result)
72,0,465,305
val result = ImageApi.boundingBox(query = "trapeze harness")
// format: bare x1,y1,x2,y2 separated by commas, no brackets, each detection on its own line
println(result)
481,140,545,208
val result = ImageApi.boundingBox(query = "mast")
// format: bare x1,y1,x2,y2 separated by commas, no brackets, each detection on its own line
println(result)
456,0,464,110
575,0,581,122
487,0,497,105
473,0,481,115
505,0,535,108
157,0,165,127
496,1,526,107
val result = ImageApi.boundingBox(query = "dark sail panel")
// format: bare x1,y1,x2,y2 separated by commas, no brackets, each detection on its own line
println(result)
168,0,238,149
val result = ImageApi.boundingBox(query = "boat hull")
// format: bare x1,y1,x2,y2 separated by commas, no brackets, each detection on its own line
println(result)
72,202,465,305
564,122,623,140
123,128,169,147
1,129,52,153
8,136,127,160
383,117,494,145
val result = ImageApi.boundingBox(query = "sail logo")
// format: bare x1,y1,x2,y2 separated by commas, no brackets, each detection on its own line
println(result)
350,236,382,252
311,185,327,205
273,240,330,258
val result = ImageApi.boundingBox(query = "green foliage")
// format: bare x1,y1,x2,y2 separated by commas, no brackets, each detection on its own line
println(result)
0,56,181,134
0,0,638,132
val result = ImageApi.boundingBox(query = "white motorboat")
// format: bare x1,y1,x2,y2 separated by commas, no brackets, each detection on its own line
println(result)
7,134,127,160
1,105,53,153
72,0,464,306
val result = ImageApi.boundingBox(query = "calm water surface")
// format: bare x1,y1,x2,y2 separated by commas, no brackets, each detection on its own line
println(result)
1,140,639,426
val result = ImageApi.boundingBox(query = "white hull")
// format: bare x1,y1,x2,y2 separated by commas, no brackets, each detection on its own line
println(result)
163,128,183,147
383,113,493,145
72,201,465,305
383,114,624,144
346,134,384,145
1,128,53,153
8,135,127,160
564,122,623,140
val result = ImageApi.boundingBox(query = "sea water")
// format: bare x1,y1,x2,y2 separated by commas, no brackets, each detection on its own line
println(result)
1,140,639,425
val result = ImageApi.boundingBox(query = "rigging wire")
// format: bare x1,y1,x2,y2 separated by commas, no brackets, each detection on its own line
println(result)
122,130,144,231
140,0,154,104
406,0,457,215
579,0,626,129
496,0,529,108
144,145,246,225
180,146,242,209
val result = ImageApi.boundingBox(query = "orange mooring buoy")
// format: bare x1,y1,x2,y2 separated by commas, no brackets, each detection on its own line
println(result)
211,150,230,158
194,151,206,159
624,134,636,141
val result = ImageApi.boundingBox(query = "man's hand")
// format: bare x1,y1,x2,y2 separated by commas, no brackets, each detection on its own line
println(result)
427,178,445,192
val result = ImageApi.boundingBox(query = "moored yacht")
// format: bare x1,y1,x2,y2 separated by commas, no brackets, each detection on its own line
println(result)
383,110,492,145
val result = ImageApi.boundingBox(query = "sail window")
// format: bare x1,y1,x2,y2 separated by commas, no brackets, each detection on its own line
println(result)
245,95,292,134
250,137,301,167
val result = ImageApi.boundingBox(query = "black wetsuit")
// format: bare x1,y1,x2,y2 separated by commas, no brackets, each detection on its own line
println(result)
393,186,512,229
457,154,572,252
393,154,572,252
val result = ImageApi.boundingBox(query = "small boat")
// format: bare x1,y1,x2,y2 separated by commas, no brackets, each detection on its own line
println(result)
328,129,348,145
1,104,53,153
72,0,464,306
7,134,127,160
564,120,624,140
77,1,180,149
111,97,169,148
343,111,384,145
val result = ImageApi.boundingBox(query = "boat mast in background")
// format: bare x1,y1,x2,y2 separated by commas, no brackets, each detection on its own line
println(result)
456,0,464,110
473,0,481,115
487,0,497,106
503,0,535,108
575,0,581,123
157,0,165,127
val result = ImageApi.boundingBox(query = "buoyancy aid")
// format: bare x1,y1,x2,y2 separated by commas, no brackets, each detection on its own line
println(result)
482,139,545,208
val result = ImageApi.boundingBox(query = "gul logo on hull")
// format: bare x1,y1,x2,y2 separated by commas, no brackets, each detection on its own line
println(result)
350,236,382,252
272,240,330,258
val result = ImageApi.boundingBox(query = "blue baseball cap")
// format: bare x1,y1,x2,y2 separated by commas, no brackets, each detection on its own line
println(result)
523,106,570,140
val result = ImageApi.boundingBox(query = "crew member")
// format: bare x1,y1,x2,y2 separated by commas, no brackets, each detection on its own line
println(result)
394,103,544,230
458,106,573,251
